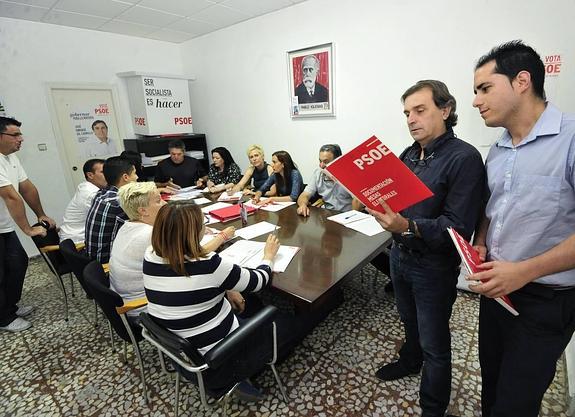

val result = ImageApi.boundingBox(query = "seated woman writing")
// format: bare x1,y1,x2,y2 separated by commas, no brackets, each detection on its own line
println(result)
198,147,242,193
232,144,273,196
252,150,303,204
142,201,300,401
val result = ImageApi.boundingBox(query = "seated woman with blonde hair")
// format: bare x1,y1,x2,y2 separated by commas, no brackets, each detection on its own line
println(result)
110,183,236,318
232,144,274,196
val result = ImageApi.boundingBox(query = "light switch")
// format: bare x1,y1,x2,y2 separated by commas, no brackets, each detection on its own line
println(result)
38,143,47,151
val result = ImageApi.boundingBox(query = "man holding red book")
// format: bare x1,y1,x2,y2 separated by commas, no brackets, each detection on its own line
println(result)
369,80,485,417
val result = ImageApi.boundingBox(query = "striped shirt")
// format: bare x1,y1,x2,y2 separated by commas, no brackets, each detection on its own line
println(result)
85,186,128,263
143,248,272,355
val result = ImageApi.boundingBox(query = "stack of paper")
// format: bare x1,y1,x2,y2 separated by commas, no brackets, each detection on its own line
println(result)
218,191,243,202
327,210,385,236
244,200,296,212
219,240,299,272
235,221,279,240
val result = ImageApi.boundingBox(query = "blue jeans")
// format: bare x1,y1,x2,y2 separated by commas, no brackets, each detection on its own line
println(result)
0,232,29,326
390,244,459,417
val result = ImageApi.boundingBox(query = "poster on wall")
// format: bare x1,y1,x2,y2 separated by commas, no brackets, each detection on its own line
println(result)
287,42,334,118
69,103,120,158
119,73,194,136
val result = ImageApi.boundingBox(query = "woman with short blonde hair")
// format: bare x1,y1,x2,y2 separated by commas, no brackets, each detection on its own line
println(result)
232,144,274,195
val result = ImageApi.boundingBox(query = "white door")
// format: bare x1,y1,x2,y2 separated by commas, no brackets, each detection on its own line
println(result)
47,85,124,191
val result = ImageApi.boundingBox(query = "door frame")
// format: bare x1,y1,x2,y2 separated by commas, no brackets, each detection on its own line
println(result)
45,82,126,195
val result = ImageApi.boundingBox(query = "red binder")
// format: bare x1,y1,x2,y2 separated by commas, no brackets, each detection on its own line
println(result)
209,204,256,222
325,136,433,213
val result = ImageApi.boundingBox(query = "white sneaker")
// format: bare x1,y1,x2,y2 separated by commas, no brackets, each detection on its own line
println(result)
16,305,34,317
0,317,32,332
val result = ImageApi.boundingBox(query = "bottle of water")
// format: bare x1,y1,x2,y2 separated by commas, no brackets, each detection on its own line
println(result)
239,201,248,227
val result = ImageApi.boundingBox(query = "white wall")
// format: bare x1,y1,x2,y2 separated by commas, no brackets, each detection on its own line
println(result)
180,0,575,180
0,17,183,255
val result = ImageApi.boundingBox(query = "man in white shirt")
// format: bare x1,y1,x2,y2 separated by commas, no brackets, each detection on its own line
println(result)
0,117,56,332
59,159,106,243
84,120,117,157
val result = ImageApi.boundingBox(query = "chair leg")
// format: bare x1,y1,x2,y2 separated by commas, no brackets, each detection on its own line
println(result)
108,321,116,353
120,315,149,404
93,301,99,328
270,364,289,403
69,273,75,297
175,371,181,417
51,274,69,322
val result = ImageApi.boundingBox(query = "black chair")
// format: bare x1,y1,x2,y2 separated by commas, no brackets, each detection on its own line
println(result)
30,222,72,321
59,239,99,325
139,305,289,417
82,261,149,403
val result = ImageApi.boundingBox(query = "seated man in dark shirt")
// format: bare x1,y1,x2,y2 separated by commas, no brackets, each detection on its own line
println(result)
155,139,205,188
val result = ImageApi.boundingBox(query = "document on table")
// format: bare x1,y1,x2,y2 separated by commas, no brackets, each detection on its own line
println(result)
235,221,280,240
193,197,211,205
327,210,385,236
217,191,243,202
219,240,300,272
201,202,232,213
244,200,296,212
202,184,224,193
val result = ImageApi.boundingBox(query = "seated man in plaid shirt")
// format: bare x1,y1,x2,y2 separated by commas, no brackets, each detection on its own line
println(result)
85,157,138,264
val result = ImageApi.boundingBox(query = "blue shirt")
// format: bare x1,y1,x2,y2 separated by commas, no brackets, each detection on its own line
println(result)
485,103,575,286
304,168,353,211
258,169,303,201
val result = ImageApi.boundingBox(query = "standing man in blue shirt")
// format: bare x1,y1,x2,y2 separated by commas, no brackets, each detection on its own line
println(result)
369,80,485,417
471,40,575,417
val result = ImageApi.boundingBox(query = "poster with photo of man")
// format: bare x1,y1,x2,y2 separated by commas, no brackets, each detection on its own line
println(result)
288,43,334,117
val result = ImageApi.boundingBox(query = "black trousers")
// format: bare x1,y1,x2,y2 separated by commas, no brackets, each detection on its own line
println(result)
479,283,575,417
0,231,29,326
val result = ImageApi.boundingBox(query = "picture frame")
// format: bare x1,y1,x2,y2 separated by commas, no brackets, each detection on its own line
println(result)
287,42,334,118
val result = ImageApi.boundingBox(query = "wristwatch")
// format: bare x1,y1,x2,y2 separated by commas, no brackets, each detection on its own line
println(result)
401,218,416,237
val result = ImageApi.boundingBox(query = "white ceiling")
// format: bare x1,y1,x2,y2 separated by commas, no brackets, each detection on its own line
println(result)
0,0,307,43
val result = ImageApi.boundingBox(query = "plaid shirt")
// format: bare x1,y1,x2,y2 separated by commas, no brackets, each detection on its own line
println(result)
85,186,128,264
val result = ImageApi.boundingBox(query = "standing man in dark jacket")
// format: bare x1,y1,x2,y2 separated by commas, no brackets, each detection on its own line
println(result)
369,80,485,417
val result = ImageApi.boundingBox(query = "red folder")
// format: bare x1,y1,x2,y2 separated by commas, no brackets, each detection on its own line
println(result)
447,227,519,316
209,204,256,222
325,136,433,213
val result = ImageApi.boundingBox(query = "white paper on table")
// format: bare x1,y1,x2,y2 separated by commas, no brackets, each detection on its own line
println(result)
327,210,371,225
243,200,295,212
169,191,202,200
235,221,280,240
201,202,232,213
202,184,225,193
177,185,200,193
193,197,211,205
217,191,243,202
345,216,385,236
200,228,218,246
219,240,300,273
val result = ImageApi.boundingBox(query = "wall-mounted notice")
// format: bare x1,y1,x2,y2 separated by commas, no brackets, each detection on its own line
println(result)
118,72,194,136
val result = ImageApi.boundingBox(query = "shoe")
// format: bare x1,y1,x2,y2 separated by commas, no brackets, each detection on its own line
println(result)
232,380,265,403
0,317,32,332
16,305,34,317
375,361,420,381
384,281,394,293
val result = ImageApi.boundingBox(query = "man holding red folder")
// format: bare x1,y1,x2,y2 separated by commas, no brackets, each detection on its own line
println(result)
470,41,575,417
369,80,485,417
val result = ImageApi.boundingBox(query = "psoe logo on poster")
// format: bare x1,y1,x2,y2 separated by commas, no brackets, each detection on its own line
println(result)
544,54,562,77
95,103,110,115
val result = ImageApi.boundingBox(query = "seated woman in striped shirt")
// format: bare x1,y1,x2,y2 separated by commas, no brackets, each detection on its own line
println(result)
142,201,282,401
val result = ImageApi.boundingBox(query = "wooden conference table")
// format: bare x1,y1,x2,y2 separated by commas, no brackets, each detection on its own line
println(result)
200,196,393,312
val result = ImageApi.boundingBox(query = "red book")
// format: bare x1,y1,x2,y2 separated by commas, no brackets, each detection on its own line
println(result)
325,136,433,213
209,204,256,222
447,227,519,316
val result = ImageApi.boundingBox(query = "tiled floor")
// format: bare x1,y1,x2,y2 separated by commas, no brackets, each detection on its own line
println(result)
0,259,570,416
